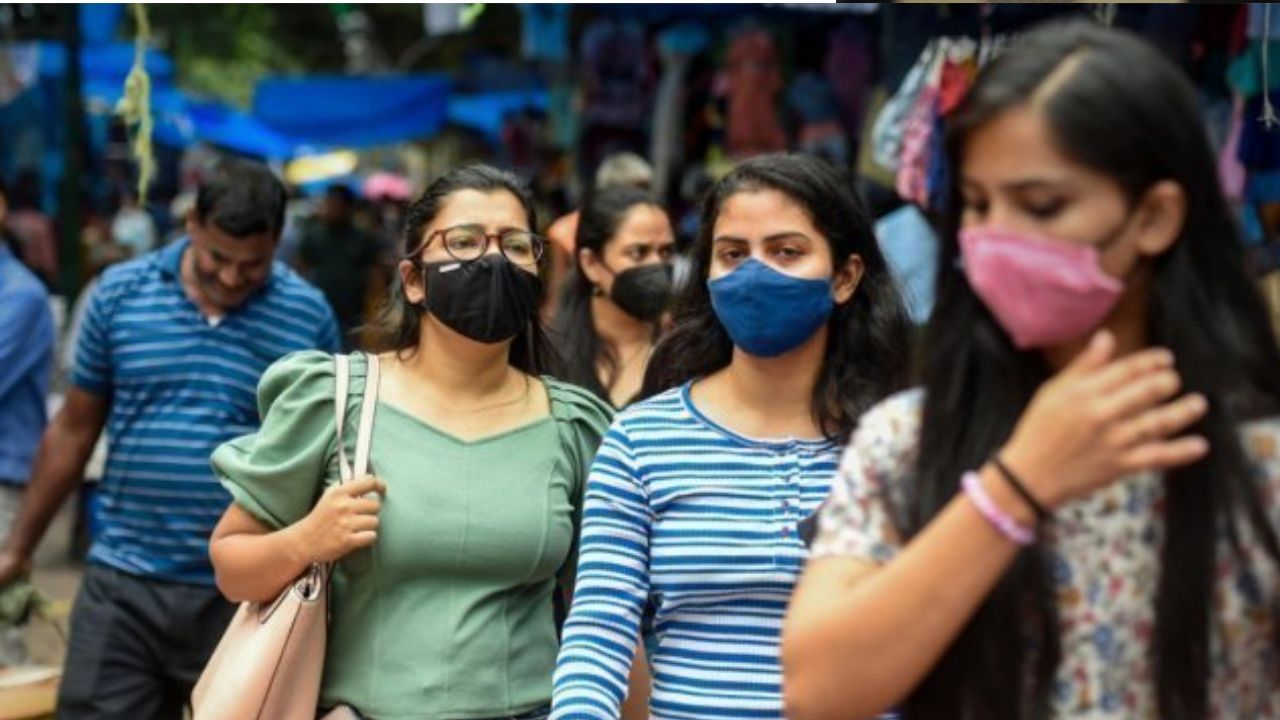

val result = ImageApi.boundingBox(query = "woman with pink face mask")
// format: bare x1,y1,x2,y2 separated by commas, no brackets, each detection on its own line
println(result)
782,19,1280,720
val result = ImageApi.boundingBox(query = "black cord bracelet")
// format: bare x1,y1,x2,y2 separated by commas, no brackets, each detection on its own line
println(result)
991,456,1052,524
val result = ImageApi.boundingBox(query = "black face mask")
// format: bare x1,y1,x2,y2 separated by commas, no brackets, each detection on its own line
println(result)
607,263,674,322
419,254,542,344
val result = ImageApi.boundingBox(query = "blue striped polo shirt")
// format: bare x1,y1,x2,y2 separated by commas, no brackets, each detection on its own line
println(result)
551,383,841,719
72,237,339,584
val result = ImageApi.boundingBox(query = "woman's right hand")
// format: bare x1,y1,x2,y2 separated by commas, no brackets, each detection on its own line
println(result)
999,330,1210,511
286,475,386,564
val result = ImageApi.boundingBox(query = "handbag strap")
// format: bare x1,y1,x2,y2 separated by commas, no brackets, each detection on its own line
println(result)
354,355,380,479
335,355,352,483
334,353,381,483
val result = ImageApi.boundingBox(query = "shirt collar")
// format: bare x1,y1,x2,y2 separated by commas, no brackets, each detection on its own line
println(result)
158,236,189,279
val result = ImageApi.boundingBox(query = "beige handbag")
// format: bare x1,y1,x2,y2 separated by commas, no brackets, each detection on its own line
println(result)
192,353,381,720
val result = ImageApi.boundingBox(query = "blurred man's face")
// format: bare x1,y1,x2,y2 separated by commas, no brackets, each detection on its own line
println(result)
185,216,276,311
323,193,353,225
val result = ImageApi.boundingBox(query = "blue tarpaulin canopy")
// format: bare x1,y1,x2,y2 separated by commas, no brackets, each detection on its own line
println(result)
35,40,304,159
181,101,302,159
446,89,548,142
253,75,451,148
39,41,175,87
80,3,126,46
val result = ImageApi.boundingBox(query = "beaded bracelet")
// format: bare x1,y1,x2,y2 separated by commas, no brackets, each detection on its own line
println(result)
961,471,1035,546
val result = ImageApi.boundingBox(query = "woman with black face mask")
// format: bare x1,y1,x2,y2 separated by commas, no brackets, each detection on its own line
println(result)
550,154,912,720
208,165,612,720
783,20,1280,720
554,185,677,409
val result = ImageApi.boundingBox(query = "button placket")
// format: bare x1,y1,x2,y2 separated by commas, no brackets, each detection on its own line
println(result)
773,448,793,538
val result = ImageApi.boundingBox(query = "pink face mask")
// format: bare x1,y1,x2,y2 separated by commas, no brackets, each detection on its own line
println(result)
959,226,1124,349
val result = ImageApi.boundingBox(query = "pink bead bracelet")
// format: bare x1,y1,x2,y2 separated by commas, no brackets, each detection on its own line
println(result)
961,471,1035,546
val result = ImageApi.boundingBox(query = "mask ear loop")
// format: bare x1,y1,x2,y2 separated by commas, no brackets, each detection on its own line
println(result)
400,242,431,312
580,247,616,298
412,260,432,312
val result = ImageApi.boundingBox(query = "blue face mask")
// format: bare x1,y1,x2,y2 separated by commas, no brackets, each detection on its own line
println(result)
707,258,835,358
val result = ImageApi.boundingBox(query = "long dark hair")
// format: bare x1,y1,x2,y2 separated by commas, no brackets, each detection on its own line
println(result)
364,163,557,376
903,20,1280,719
642,153,913,444
553,185,665,404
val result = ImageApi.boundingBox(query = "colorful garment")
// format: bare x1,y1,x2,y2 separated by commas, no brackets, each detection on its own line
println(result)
725,29,787,157
813,389,1280,718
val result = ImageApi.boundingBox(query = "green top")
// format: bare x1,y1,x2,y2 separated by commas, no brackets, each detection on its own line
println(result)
211,351,612,719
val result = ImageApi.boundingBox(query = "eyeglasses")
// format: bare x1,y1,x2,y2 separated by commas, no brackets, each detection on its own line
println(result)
423,224,546,266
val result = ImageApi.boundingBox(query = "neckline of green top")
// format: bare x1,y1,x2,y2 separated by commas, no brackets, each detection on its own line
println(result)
376,399,556,447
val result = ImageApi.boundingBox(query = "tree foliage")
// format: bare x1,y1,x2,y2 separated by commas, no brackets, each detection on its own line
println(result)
137,4,424,107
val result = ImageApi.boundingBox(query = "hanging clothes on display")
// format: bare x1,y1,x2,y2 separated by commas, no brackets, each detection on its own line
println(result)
1221,97,1247,203
1227,40,1280,99
876,203,938,326
520,6,573,153
872,35,1003,210
1247,2,1280,42
938,45,978,116
893,38,977,209
724,26,787,158
870,39,939,173
855,88,898,190
824,19,876,145
787,72,850,166
577,17,653,183
650,23,710,202
520,5,570,64
580,17,651,130
1229,6,1280,240
894,49,943,208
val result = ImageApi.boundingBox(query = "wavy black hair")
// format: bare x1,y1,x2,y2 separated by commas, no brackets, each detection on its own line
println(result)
364,163,557,375
901,19,1280,720
641,153,913,444
553,185,666,405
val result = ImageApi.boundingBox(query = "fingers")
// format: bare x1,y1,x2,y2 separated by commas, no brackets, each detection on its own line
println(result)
1109,393,1208,449
1117,434,1210,475
1060,330,1116,378
1082,346,1175,395
342,475,386,498
1090,368,1182,426
344,514,380,533
330,515,379,558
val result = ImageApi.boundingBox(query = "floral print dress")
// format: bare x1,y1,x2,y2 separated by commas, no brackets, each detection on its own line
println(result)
811,388,1280,719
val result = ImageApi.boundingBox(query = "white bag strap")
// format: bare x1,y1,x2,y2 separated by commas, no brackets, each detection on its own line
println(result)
334,354,353,483
353,354,380,479
334,353,380,483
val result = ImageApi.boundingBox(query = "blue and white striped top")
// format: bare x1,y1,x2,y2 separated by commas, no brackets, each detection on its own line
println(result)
72,237,339,584
551,382,840,719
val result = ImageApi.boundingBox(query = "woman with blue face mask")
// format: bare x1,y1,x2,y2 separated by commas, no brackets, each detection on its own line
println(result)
783,20,1280,720
550,153,913,720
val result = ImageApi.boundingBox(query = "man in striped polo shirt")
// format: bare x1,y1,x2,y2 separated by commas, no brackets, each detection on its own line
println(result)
0,159,340,718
